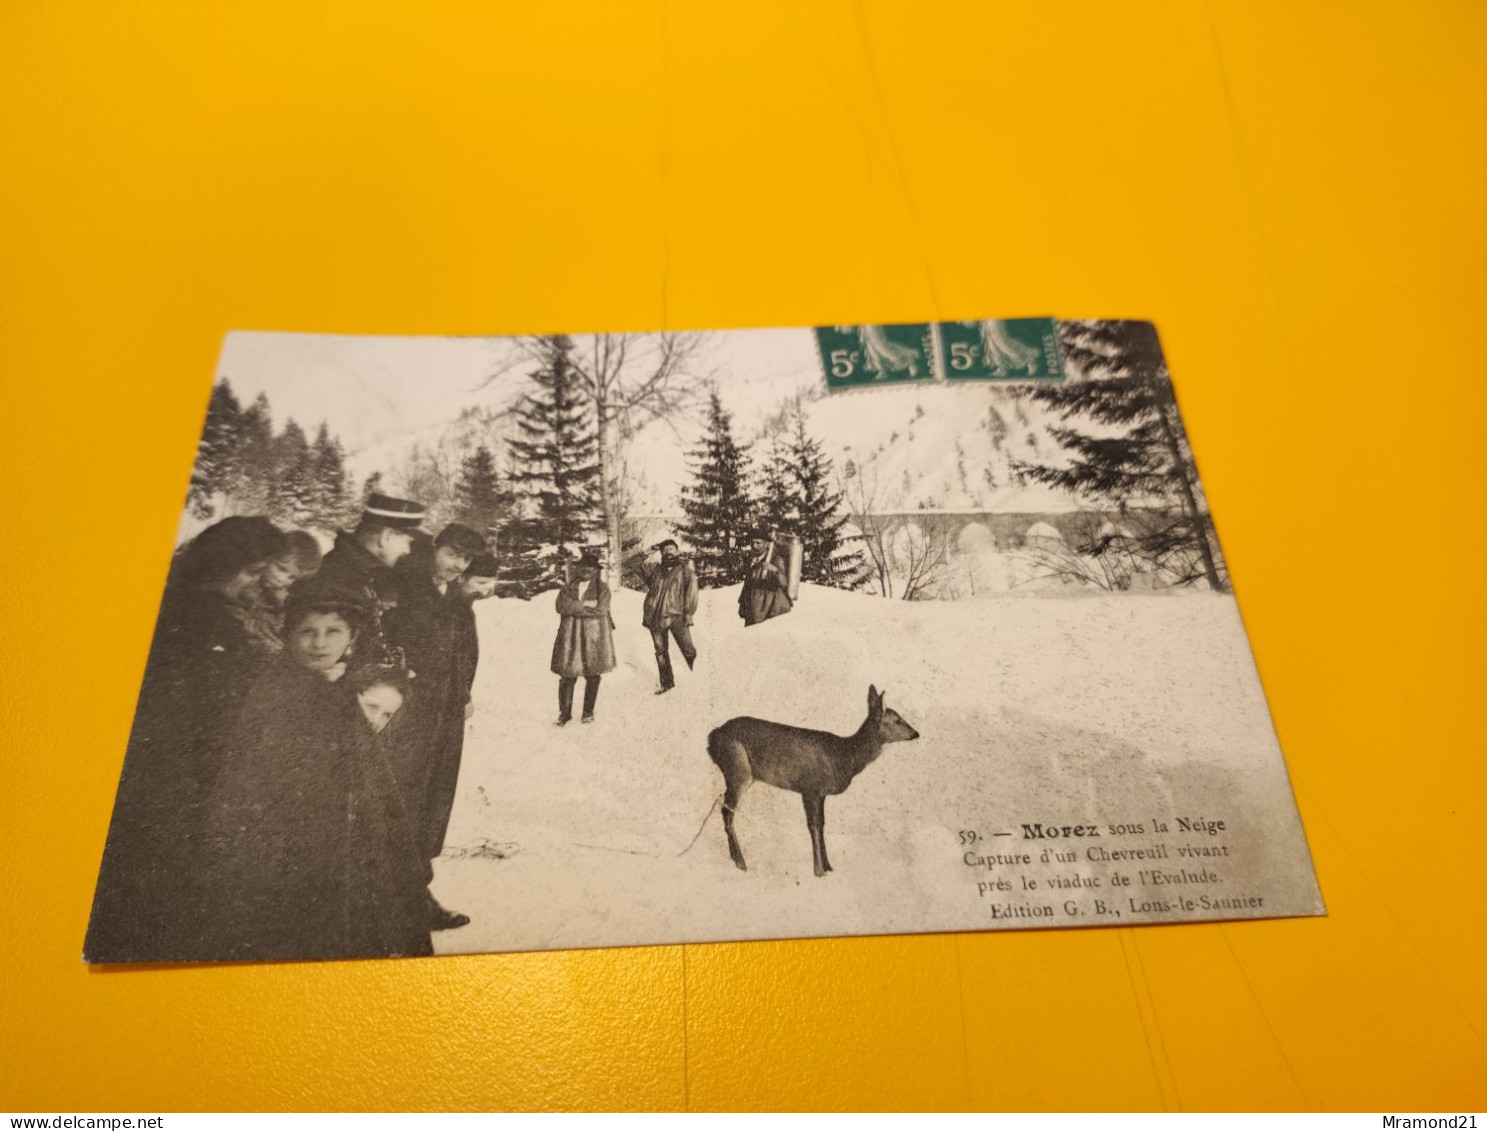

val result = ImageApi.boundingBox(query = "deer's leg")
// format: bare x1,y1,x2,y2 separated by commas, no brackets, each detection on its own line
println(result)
722,777,751,871
709,729,753,871
803,794,828,877
816,796,832,874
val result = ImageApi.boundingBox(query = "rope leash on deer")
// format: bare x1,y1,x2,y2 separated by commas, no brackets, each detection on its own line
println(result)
570,794,725,860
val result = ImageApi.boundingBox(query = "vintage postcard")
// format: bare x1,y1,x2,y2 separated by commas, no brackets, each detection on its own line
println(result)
84,319,1323,964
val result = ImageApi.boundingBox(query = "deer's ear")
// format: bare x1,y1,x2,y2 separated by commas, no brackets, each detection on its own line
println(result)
868,684,882,714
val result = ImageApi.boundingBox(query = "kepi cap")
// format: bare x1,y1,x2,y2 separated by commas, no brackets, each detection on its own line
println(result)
362,492,427,530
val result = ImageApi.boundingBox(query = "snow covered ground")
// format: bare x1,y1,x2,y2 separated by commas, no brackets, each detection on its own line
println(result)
432,583,1321,955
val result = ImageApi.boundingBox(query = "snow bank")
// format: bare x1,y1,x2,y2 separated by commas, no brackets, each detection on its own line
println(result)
433,581,1312,954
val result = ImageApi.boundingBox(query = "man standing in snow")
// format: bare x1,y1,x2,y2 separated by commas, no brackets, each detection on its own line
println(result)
642,539,699,695
383,522,488,931
550,549,616,724
304,492,426,664
739,531,793,627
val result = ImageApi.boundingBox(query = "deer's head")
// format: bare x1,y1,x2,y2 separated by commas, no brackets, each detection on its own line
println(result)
868,684,920,743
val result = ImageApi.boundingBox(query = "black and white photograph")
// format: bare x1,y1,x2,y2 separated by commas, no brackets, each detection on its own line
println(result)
84,319,1323,965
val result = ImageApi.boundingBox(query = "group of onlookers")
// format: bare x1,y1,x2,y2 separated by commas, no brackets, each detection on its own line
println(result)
86,490,801,964
86,493,496,963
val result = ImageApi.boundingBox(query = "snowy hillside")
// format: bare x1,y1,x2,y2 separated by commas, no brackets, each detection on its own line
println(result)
341,329,818,495
431,582,1317,954
347,373,1084,520
609,377,1081,517
337,327,1086,520
345,382,527,486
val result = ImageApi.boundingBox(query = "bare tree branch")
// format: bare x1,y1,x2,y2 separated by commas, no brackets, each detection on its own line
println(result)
897,512,955,601
496,332,711,582
837,461,906,599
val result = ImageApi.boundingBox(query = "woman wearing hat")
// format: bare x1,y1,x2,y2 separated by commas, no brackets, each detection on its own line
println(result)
86,515,289,962
550,550,616,725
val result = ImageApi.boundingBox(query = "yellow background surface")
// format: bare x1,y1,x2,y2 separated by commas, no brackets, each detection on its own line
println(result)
2,0,1484,1112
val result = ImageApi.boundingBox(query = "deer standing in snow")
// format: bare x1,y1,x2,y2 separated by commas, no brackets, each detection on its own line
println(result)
707,685,920,876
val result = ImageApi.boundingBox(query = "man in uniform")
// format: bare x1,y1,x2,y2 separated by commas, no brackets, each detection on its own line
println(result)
642,539,698,694
383,522,487,931
307,492,426,663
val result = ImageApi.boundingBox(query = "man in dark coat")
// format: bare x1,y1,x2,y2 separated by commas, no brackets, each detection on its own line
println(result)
382,522,487,930
308,492,426,664
642,539,698,694
739,531,793,627
420,550,497,870
453,551,500,673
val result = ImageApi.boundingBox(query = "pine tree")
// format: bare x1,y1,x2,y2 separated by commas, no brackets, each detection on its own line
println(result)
509,332,707,577
232,392,276,514
453,443,507,535
785,406,869,589
268,418,316,528
986,403,1009,449
189,379,243,518
506,338,604,587
1012,320,1227,591
188,385,358,530
309,422,349,529
678,390,756,586
757,434,795,535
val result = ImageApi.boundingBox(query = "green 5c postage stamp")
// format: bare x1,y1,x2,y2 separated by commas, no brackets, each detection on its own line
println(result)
815,323,937,390
938,318,1064,381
